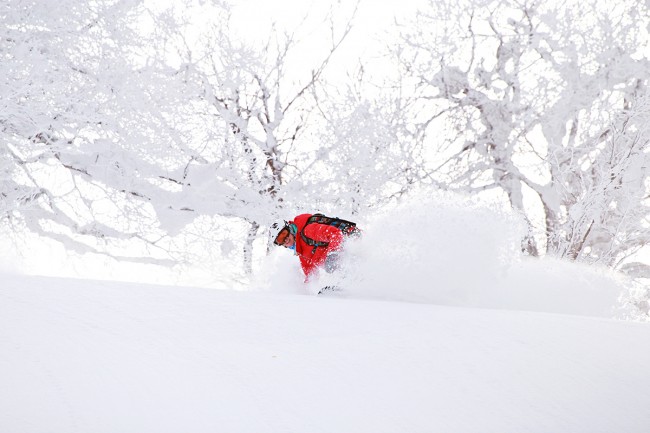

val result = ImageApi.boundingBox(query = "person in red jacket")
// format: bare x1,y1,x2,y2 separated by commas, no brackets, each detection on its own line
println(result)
273,213,354,282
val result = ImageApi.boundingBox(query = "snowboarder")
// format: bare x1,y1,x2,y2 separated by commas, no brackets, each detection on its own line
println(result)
272,213,360,284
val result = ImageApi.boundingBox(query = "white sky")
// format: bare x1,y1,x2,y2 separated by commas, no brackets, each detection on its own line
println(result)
229,0,424,38
227,0,426,80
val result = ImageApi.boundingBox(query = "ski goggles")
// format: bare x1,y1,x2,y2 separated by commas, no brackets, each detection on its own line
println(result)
273,223,297,246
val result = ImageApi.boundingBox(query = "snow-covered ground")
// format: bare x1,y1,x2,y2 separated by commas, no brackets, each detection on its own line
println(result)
2,272,650,433
2,194,648,432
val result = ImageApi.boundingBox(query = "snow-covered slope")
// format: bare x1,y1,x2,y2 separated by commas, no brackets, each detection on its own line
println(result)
2,274,650,433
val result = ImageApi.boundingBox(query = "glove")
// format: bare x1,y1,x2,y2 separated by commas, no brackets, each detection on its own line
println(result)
324,252,340,274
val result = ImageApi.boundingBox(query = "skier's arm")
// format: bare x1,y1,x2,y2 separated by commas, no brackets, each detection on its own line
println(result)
303,224,344,251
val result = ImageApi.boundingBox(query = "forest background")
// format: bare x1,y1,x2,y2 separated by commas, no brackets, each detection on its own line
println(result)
1,0,649,317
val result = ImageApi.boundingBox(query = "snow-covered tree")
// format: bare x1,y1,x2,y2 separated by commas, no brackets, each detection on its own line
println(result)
390,0,650,275
306,72,428,215
0,0,364,275
142,1,363,273
0,0,179,263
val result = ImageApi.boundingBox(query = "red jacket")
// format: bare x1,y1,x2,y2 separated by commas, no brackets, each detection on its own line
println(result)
291,213,344,280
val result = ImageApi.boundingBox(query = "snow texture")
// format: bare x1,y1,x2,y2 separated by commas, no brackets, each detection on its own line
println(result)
1,273,650,433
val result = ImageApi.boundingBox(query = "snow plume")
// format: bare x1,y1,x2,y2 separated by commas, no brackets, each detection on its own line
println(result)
261,190,626,318
337,191,626,317
339,191,526,306
255,250,306,295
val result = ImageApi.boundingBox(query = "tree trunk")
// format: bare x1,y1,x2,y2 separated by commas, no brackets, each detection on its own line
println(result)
243,221,260,275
